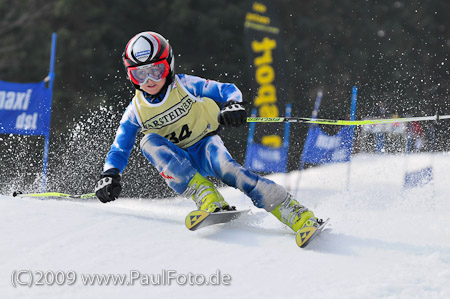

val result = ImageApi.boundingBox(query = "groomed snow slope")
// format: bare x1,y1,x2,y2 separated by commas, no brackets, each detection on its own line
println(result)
1,153,450,299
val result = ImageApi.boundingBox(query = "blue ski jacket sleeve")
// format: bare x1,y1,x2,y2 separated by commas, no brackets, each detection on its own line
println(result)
103,74,243,173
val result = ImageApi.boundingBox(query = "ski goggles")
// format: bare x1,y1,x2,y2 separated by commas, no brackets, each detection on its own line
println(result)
127,60,169,85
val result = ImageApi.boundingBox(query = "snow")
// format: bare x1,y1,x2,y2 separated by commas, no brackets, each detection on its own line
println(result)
1,153,450,299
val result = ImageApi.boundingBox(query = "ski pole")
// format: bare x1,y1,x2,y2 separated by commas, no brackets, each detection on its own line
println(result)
12,191,96,199
246,113,450,126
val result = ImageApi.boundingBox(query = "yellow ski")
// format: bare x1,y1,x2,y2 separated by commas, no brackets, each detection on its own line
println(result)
296,218,330,248
185,209,250,231
185,210,210,230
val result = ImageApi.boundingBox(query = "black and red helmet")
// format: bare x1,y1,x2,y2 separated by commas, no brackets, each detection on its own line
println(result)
122,32,175,88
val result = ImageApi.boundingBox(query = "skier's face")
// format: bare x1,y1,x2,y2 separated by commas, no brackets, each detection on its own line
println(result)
140,77,167,95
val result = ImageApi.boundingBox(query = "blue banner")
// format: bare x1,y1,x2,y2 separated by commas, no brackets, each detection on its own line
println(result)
404,166,433,188
245,143,288,173
300,86,357,168
0,80,52,137
301,125,353,165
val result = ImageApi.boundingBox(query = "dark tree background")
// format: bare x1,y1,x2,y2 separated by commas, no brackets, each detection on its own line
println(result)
1,0,448,197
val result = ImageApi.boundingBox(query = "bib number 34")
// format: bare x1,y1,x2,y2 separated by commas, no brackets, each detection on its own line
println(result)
164,124,192,144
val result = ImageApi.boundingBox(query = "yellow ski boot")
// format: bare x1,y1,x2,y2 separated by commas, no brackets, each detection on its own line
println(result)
271,194,320,242
184,173,231,213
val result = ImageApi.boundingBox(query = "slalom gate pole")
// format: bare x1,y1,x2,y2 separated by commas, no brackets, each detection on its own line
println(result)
295,91,323,198
41,32,57,193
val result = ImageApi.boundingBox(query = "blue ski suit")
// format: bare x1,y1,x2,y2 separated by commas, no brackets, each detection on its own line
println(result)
102,74,287,211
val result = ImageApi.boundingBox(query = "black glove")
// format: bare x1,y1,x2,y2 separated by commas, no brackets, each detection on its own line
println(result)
95,168,122,203
218,101,247,127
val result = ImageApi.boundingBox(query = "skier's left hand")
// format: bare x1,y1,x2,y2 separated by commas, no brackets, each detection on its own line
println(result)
218,101,247,127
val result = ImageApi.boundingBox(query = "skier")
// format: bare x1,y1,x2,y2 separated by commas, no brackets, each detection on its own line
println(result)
95,31,320,237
